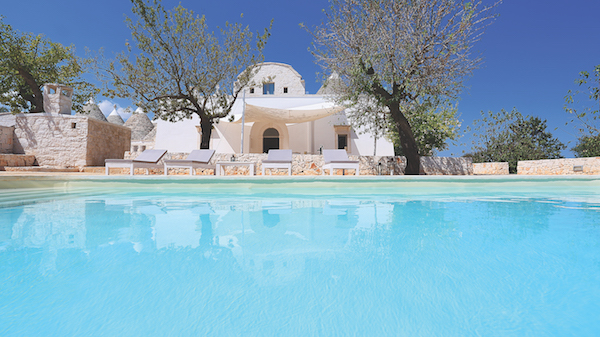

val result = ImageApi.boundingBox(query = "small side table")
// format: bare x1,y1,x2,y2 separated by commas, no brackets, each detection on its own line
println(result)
216,161,256,176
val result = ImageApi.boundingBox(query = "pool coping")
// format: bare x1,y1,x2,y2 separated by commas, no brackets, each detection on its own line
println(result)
1,173,600,189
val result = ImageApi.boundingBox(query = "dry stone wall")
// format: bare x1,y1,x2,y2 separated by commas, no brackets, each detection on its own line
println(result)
517,158,600,175
473,162,509,175
86,118,131,166
124,151,473,175
419,157,473,175
0,154,35,170
0,125,13,154
2,114,130,168
13,114,88,167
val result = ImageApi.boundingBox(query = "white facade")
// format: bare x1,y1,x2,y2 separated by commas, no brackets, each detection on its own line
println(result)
154,62,394,156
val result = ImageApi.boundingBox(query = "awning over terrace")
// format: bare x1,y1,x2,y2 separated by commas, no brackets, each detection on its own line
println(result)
231,98,345,124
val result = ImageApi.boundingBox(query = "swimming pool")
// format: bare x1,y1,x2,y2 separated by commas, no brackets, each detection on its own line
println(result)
1,176,599,336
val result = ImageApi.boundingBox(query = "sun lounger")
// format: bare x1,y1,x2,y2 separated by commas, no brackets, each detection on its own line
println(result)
105,149,167,175
322,149,360,176
163,149,216,175
262,149,293,176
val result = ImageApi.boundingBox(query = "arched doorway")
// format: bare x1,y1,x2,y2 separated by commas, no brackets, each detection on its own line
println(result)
263,128,279,153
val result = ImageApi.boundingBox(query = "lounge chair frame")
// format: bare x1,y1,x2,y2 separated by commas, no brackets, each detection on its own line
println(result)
322,149,360,176
105,149,167,175
163,149,216,175
262,149,293,176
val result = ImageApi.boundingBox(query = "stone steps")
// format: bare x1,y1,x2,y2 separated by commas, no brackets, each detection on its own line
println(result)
81,166,105,174
0,154,36,170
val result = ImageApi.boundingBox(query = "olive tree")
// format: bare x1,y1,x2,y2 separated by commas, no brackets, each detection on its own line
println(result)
345,96,461,157
468,109,565,173
0,17,97,113
98,0,271,148
390,98,461,156
564,65,600,157
307,0,499,174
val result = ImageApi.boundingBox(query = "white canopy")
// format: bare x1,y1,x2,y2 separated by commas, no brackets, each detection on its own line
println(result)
233,101,344,124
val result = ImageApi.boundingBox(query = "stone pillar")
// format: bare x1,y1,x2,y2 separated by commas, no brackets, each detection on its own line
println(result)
43,83,73,115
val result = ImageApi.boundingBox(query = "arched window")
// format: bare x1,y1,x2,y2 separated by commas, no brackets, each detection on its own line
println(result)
263,128,279,153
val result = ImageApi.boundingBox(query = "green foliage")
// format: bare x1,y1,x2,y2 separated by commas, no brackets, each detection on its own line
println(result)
96,0,270,148
390,98,461,156
571,134,600,158
342,93,461,156
0,17,97,113
564,64,600,157
469,109,566,173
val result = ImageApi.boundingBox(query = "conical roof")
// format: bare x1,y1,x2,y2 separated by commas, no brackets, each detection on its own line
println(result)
317,73,343,95
107,105,125,125
124,110,155,141
81,100,108,122
143,125,157,142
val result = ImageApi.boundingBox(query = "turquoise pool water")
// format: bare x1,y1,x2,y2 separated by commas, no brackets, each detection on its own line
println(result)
1,176,600,336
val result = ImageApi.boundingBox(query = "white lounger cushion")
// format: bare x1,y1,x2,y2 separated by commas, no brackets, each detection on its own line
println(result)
105,149,167,175
163,149,216,175
322,149,359,175
262,149,293,176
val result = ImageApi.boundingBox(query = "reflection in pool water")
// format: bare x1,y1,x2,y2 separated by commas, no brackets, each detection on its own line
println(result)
1,189,600,336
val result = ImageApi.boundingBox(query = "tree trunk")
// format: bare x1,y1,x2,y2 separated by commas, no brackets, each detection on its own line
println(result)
389,104,421,175
199,116,212,149
16,66,44,112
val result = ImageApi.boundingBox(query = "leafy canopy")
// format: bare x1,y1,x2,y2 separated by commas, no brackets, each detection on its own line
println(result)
97,0,271,148
0,17,97,113
564,64,600,157
468,109,566,173
572,134,600,158
346,95,461,156
391,98,461,156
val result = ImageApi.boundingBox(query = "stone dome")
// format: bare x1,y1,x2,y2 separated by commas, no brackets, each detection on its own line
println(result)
142,125,157,142
80,101,108,122
124,111,155,141
107,106,124,125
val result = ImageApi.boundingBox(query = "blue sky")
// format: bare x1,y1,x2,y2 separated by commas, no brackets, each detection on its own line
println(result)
3,0,599,156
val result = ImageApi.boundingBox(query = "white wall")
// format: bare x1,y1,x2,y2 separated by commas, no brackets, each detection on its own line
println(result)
154,117,200,153
212,122,245,154
312,111,394,156
154,111,394,156
287,123,309,153
352,126,395,156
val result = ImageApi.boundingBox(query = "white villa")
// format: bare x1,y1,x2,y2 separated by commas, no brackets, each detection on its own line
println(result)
153,62,394,156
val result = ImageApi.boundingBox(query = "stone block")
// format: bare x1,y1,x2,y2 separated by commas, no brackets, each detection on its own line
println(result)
473,162,509,175
0,125,14,154
517,158,600,175
0,154,36,170
7,114,130,168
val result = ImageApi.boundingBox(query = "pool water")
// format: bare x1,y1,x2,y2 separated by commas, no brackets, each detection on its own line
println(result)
1,178,600,336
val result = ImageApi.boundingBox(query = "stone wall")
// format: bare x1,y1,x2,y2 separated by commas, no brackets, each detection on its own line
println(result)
125,151,473,175
244,62,305,96
473,162,509,175
0,125,13,154
86,118,131,166
419,157,473,175
13,114,88,166
0,154,35,170
517,157,600,175
2,114,130,168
